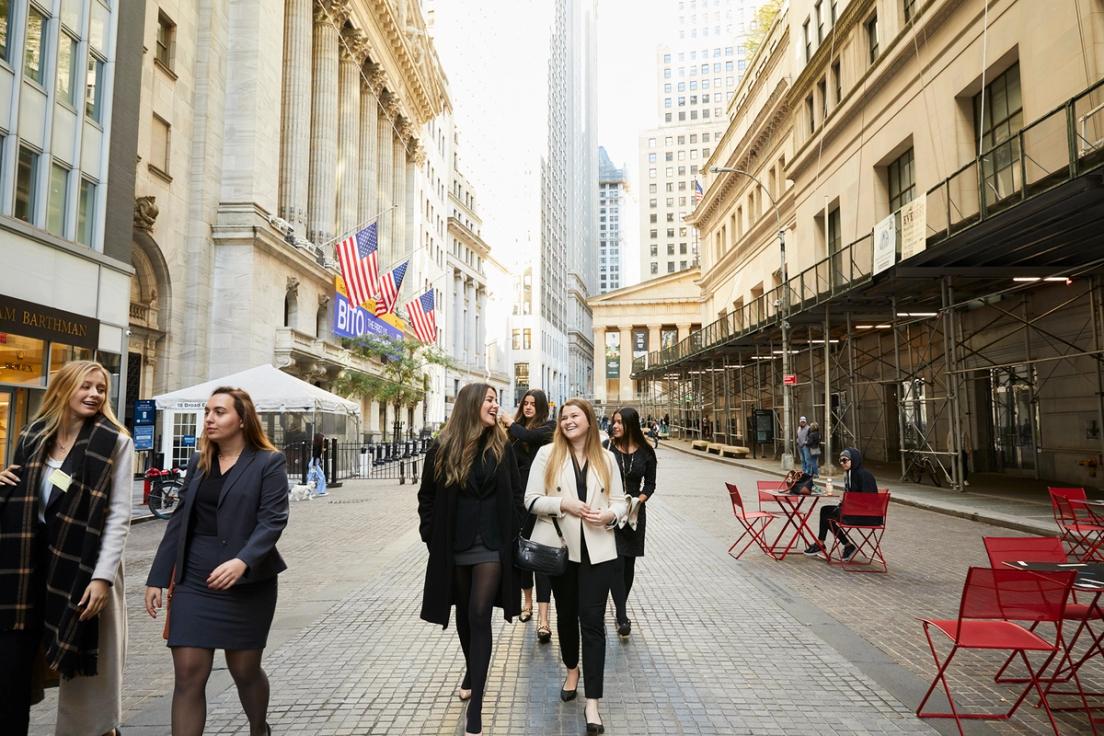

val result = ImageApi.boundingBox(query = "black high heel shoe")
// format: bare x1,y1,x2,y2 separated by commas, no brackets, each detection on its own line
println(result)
585,706,604,734
560,672,579,702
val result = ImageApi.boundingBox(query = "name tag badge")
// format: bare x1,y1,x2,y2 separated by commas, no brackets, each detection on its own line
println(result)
48,468,73,493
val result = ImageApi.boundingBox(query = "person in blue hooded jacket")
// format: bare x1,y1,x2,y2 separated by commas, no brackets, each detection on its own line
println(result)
804,447,880,561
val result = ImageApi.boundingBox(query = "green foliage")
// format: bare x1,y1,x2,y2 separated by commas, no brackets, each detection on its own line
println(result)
333,334,456,409
744,0,783,58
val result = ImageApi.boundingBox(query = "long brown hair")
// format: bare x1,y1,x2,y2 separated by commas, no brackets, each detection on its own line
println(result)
435,383,507,487
27,360,127,455
543,398,611,494
197,386,277,474
513,388,550,429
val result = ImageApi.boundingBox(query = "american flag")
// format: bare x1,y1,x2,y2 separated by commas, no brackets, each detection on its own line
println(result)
374,259,408,316
693,179,704,204
336,223,380,308
405,289,437,344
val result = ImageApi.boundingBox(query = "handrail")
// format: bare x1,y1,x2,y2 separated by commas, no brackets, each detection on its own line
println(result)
636,78,1104,377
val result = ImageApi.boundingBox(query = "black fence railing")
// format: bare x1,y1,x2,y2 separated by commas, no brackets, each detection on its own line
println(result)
283,437,431,487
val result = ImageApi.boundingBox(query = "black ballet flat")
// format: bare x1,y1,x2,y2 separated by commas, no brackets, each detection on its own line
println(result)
560,678,578,702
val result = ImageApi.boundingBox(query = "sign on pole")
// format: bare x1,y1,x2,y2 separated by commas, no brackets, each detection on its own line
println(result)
783,374,797,385
872,213,896,275
900,197,927,260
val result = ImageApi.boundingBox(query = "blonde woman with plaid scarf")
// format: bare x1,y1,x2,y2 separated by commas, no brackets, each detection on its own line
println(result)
0,361,133,736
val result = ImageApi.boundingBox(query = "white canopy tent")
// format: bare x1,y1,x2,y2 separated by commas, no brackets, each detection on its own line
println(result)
152,364,361,468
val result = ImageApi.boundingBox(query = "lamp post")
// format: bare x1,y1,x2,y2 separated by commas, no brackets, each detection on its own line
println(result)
710,166,794,470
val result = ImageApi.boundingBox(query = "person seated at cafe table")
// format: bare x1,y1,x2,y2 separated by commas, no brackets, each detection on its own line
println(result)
804,448,880,562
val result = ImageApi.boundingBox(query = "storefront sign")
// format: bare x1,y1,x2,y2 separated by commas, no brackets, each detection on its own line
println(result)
134,425,155,451
333,292,404,342
872,213,896,275
0,294,99,350
900,198,927,260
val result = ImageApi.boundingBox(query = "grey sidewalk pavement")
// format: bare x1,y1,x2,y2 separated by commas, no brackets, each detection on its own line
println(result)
658,438,1058,535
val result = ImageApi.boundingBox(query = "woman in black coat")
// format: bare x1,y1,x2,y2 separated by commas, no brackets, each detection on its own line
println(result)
606,407,657,638
500,388,555,640
418,383,524,736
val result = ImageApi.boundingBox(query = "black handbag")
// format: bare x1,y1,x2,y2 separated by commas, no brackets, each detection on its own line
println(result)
515,500,568,575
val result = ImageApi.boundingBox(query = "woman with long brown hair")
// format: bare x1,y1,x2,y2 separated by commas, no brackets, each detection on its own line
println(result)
0,360,133,736
499,388,555,640
145,387,289,736
526,398,627,734
418,383,524,736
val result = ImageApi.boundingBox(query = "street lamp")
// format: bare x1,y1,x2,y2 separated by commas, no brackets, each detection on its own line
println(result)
710,166,794,470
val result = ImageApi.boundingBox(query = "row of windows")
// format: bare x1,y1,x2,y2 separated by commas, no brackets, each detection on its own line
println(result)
664,91,733,109
663,104,728,124
661,46,734,64
649,260,691,275
663,63,736,80
647,178,699,195
647,131,714,148
648,147,711,163
7,138,97,243
649,165,701,179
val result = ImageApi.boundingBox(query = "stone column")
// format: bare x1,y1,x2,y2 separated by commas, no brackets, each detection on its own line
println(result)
336,28,365,236
677,322,692,343
452,270,463,358
278,0,312,233
368,399,380,436
476,287,487,368
619,327,633,402
307,0,347,246
465,278,476,368
592,327,606,405
392,120,409,264
376,91,396,262
406,140,421,263
358,64,384,224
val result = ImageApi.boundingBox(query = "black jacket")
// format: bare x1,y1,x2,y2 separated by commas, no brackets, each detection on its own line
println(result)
418,442,524,627
507,419,555,488
147,449,290,587
841,447,882,524
607,442,657,557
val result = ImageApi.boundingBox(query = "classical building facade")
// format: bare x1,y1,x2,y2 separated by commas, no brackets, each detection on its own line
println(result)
636,0,1104,490
0,0,143,464
129,0,453,458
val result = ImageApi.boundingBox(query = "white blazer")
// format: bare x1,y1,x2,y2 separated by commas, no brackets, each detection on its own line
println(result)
524,444,628,564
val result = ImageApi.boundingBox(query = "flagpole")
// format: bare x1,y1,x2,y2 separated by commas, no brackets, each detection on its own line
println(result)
317,204,400,253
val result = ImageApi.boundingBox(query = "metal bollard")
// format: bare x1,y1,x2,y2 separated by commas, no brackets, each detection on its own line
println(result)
299,443,308,484
328,437,337,483
399,460,406,485
412,458,420,483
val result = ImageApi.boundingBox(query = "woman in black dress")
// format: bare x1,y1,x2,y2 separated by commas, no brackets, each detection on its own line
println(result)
145,387,289,736
606,407,657,638
500,388,555,641
418,383,524,736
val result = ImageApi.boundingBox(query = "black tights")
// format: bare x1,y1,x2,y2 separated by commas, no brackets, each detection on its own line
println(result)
610,556,637,625
454,561,501,734
171,647,270,736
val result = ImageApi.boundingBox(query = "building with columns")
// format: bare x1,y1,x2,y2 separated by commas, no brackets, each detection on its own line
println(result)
128,0,454,459
588,269,702,415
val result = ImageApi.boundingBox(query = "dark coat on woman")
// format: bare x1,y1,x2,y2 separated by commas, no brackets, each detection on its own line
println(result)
508,419,554,536
418,441,525,627
607,442,657,557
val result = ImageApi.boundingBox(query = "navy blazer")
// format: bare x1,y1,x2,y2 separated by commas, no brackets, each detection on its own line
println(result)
147,448,289,588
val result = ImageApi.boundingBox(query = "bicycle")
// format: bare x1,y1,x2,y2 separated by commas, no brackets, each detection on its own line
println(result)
146,467,185,519
906,454,943,487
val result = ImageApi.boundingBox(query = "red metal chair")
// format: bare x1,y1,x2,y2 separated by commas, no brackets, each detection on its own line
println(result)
724,482,775,560
1049,487,1104,561
916,567,1077,735
984,536,1103,716
825,491,891,572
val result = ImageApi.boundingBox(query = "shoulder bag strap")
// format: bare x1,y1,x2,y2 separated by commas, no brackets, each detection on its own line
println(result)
526,497,566,543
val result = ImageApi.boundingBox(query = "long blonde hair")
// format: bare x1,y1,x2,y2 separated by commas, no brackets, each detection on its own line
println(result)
197,386,277,474
435,382,507,487
28,361,127,452
543,398,611,494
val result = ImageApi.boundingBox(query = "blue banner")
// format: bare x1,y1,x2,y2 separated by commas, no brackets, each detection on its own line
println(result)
134,425,155,451
333,292,404,342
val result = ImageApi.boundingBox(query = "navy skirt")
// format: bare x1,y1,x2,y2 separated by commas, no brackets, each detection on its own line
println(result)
167,535,277,650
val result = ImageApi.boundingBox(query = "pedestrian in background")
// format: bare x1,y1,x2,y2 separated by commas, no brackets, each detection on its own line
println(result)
499,388,556,642
796,416,810,474
527,398,627,734
145,386,289,736
605,407,656,639
806,421,822,477
804,447,881,561
0,360,133,736
308,432,327,497
418,383,524,736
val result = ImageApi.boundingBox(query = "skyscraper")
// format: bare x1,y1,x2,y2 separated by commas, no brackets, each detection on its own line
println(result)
638,0,756,279
598,147,631,293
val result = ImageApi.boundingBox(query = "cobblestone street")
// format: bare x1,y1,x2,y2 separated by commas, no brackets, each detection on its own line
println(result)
28,448,1098,734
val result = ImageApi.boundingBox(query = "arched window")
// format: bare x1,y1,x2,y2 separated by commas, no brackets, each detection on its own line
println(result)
284,289,298,328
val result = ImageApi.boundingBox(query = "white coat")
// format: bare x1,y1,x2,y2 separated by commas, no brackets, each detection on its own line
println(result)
524,444,628,564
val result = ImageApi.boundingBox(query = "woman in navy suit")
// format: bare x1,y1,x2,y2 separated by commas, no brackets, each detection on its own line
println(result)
145,387,289,736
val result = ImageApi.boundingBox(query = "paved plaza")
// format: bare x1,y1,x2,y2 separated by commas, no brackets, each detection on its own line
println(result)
28,448,1100,735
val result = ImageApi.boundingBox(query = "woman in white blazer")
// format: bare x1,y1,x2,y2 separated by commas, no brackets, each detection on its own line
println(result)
525,398,627,735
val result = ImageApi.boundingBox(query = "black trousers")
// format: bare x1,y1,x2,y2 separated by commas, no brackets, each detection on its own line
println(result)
610,555,636,624
0,628,40,736
817,505,850,545
548,542,616,699
518,569,552,603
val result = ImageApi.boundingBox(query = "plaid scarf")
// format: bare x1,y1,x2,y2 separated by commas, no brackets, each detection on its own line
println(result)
0,414,120,677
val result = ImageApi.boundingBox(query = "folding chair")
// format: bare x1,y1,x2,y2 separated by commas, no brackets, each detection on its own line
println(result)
1049,487,1104,561
916,567,1077,736
825,491,891,572
984,536,1103,717
725,482,774,559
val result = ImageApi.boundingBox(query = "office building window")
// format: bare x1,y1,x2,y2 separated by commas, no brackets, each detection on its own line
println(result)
650,244,658,257
512,329,521,350
667,263,675,273
667,244,675,255
650,263,659,275
815,1,824,42
888,147,915,213
866,14,879,63
0,0,11,62
46,162,69,237
832,59,842,104
151,114,172,175
14,146,39,223
903,0,916,23
156,11,176,69
818,78,828,118
806,94,815,134
57,31,80,105
974,62,1023,204
24,5,47,85
86,54,106,122
77,178,96,245
523,328,532,350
